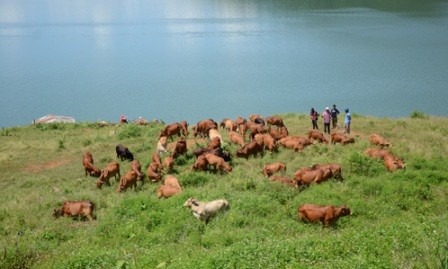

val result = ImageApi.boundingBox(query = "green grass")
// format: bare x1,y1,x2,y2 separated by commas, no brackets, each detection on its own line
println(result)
0,114,447,268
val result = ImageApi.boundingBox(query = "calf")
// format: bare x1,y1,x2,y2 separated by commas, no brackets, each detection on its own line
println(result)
82,151,101,177
53,200,95,221
184,197,230,224
384,154,405,172
262,162,286,177
159,122,182,140
208,136,221,150
228,131,245,146
96,161,121,188
157,175,182,198
131,160,144,182
116,144,134,161
163,156,175,172
172,137,188,158
116,170,138,192
311,163,343,180
298,204,351,227
307,129,328,144
152,152,163,167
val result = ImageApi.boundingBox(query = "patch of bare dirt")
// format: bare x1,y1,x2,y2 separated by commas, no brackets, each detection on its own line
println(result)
25,159,71,172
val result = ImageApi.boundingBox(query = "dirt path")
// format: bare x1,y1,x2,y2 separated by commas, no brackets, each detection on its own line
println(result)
24,159,71,172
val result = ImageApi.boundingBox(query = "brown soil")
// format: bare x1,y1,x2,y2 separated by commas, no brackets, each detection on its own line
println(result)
25,159,71,172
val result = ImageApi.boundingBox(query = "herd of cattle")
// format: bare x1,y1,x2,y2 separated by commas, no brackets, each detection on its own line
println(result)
54,114,405,226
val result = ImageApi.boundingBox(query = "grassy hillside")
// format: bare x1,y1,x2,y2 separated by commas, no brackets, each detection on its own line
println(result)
0,113,447,269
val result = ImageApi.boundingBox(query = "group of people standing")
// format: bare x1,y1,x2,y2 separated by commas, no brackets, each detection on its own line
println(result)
310,104,351,134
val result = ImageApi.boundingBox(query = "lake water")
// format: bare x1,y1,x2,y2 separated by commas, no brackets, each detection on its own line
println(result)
1,0,448,127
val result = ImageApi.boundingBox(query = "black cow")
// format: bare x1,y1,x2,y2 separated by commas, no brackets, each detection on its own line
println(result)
116,144,134,161
254,117,265,126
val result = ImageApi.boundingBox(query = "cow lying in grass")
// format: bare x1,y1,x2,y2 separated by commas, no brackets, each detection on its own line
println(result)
53,200,95,221
82,151,101,177
157,175,182,199
184,197,230,224
298,204,351,227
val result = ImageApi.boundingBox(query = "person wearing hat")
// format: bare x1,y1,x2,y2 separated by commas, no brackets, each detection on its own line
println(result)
330,104,340,129
322,107,331,134
344,108,351,134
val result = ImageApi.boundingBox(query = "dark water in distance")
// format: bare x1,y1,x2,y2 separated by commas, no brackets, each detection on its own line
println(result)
1,0,448,127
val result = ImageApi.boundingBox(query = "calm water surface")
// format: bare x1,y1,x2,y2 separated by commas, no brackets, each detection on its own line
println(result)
1,0,448,127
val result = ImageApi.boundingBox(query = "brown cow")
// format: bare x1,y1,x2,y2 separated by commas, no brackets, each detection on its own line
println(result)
82,151,101,177
53,200,95,221
96,161,121,188
268,175,298,188
311,163,343,180
370,133,392,148
364,148,391,159
163,156,174,172
179,120,189,136
236,140,264,159
193,154,209,171
331,133,354,145
146,162,162,182
293,167,332,186
265,115,284,128
384,154,406,172
270,126,289,140
307,129,328,144
207,136,221,150
172,137,188,158
152,152,163,167
298,204,351,227
131,160,144,182
157,175,182,198
228,131,245,146
278,136,306,152
247,122,268,137
220,118,235,131
262,162,286,177
116,170,138,192
193,119,217,138
159,122,182,140
254,133,278,153
204,153,232,173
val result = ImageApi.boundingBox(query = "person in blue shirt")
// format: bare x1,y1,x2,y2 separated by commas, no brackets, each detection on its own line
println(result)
344,109,351,134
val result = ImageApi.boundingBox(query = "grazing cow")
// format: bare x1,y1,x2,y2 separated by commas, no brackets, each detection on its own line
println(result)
266,115,284,128
220,118,235,131
268,175,298,188
116,170,138,192
330,133,354,145
235,116,247,127
116,144,134,161
298,204,351,227
235,119,248,138
96,161,121,188
247,122,269,138
249,114,265,125
228,131,245,146
262,162,286,177
254,133,278,153
236,140,264,159
364,148,391,159
157,175,182,198
270,126,289,140
146,162,162,182
82,151,101,177
184,197,230,224
53,200,95,221
293,167,332,186
131,160,144,182
208,136,221,150
204,153,232,173
370,133,392,148
152,152,163,167
159,122,182,140
193,154,209,171
179,120,189,136
172,137,188,158
193,119,217,138
157,136,168,155
193,147,231,162
163,156,174,172
311,163,343,180
383,154,406,172
307,130,328,144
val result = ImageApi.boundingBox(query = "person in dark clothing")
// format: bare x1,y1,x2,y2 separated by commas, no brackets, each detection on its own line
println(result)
330,104,340,129
310,108,319,129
